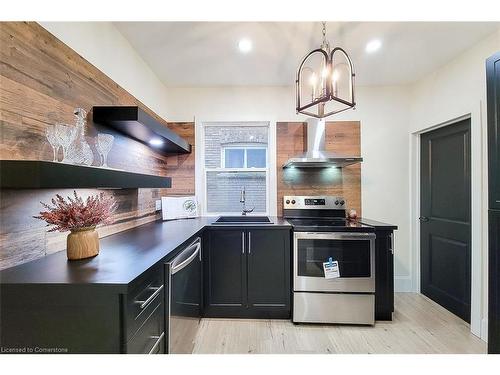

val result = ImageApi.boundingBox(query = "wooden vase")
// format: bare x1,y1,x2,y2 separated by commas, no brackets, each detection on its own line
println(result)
67,226,99,260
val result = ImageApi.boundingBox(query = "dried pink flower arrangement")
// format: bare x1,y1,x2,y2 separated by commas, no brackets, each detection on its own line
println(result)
34,191,117,232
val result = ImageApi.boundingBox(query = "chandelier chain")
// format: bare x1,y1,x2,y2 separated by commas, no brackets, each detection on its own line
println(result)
321,21,330,52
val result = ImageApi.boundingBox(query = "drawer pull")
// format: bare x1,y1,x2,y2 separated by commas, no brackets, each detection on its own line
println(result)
135,285,164,309
148,332,165,354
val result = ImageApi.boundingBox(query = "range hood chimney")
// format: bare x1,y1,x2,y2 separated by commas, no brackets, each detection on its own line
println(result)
283,118,363,168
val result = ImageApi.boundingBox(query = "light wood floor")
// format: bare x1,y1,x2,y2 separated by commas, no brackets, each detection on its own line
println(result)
193,293,486,354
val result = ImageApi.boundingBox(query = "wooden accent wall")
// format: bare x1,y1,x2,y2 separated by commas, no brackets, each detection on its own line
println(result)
276,121,361,217
0,22,194,270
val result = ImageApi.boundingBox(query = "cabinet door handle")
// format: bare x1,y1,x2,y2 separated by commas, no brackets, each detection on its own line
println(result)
148,332,165,354
248,232,251,255
241,232,245,254
419,216,429,222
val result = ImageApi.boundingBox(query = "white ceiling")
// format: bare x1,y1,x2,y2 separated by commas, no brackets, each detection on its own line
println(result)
114,22,499,87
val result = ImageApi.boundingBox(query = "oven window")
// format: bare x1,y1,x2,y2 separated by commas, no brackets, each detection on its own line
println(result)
297,238,371,278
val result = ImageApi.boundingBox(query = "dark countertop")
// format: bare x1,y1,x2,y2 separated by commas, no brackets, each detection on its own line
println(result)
358,217,398,230
0,216,290,290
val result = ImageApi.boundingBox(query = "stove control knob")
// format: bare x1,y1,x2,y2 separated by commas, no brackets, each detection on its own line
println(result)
291,200,296,204
286,200,290,204
340,200,345,206
335,200,339,205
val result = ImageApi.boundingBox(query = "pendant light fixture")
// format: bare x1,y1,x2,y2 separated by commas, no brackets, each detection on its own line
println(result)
296,22,356,118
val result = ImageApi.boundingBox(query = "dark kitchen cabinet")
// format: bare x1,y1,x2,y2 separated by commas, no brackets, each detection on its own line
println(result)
203,227,291,318
0,284,123,353
0,265,165,354
247,229,291,315
123,265,165,354
374,229,395,320
487,51,500,354
203,229,247,316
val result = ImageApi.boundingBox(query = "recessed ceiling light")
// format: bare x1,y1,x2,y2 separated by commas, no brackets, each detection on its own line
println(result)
365,39,382,53
149,138,164,147
238,38,252,53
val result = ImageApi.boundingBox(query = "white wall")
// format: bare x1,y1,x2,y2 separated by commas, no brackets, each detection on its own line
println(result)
39,22,172,121
409,29,500,340
166,85,412,290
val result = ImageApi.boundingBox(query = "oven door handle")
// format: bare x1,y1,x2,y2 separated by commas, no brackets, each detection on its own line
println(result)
336,233,376,240
296,232,376,240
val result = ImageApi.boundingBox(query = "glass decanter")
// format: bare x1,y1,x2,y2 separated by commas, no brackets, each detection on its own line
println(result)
96,133,114,168
55,123,76,163
66,108,94,166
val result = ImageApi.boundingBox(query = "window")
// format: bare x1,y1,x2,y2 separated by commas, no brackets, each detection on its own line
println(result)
202,123,269,215
222,146,267,169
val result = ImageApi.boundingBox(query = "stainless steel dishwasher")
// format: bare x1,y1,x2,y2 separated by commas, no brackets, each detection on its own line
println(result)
164,237,202,354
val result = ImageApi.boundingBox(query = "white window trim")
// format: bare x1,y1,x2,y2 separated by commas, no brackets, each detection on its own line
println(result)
195,120,277,217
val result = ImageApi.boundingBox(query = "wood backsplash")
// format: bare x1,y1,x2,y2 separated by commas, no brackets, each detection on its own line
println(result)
276,121,361,217
0,22,194,270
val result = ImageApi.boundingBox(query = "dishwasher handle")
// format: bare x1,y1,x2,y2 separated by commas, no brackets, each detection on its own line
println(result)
170,238,201,275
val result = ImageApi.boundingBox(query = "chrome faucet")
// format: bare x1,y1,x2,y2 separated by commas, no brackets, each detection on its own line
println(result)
239,187,254,216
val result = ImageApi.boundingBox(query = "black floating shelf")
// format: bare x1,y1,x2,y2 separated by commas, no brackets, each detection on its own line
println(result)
93,106,191,155
0,160,172,189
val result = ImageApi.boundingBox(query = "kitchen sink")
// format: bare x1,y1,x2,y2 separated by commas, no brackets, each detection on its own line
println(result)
214,216,272,224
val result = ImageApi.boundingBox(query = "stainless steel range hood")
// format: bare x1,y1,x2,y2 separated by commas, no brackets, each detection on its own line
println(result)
283,118,363,168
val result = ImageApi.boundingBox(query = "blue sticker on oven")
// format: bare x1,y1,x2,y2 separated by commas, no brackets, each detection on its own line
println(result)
323,258,340,279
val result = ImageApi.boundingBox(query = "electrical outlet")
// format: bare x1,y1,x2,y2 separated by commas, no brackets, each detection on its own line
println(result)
155,200,162,211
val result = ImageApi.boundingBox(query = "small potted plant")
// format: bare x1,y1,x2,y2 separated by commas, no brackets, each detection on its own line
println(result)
35,191,116,260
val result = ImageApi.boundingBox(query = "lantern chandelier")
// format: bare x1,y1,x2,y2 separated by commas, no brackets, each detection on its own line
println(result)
296,22,356,118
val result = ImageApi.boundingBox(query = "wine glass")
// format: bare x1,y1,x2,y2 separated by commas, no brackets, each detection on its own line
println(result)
55,123,76,163
96,133,114,168
45,125,60,162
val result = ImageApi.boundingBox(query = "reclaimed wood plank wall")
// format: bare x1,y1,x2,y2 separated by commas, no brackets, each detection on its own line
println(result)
276,121,361,217
0,22,195,270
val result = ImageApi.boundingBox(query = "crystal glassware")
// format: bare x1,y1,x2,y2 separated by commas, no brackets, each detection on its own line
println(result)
45,125,60,162
66,108,93,166
96,133,114,168
55,123,76,163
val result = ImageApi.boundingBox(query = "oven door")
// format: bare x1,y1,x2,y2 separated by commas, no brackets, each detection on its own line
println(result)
294,232,375,293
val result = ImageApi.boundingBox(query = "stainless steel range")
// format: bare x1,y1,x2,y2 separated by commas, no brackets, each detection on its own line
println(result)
283,196,376,325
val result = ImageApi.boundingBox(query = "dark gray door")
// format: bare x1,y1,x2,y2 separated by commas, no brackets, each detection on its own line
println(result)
420,119,471,322
487,51,500,353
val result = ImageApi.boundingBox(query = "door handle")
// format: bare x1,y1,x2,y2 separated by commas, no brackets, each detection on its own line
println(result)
242,232,245,254
419,216,429,222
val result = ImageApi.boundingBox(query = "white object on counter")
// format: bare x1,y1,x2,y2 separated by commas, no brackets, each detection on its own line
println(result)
161,196,198,220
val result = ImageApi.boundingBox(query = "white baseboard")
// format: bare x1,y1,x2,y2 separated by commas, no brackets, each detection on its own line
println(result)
394,276,413,292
